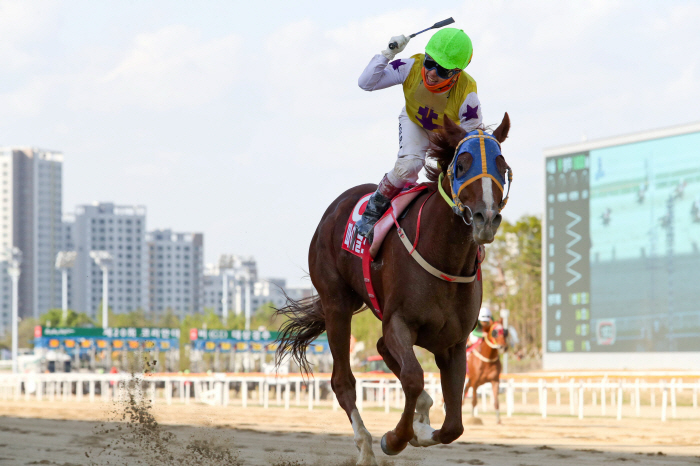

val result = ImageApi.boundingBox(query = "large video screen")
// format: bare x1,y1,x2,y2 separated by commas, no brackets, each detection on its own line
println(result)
545,131,700,353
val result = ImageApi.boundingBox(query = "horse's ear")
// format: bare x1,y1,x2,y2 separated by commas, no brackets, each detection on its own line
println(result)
443,116,467,147
492,112,510,143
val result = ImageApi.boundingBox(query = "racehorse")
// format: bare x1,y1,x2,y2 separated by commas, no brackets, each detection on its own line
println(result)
275,114,512,466
463,319,508,424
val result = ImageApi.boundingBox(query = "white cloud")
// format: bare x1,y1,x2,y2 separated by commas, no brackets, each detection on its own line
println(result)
71,25,241,111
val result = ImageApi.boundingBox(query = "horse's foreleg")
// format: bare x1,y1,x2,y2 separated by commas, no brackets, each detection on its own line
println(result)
432,344,467,444
325,297,377,466
492,380,501,424
471,381,479,417
380,317,427,455
378,337,433,426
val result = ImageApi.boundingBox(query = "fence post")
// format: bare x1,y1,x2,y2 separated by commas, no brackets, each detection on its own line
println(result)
36,378,43,402
661,381,667,422
671,379,677,419
538,379,544,415
569,379,575,416
601,380,606,416
542,381,548,419
635,379,641,417
578,382,584,420
241,380,248,408
356,379,363,413
295,380,301,406
165,381,172,405
522,379,527,406
506,379,514,418
308,380,314,411
616,382,623,420
263,380,269,409
285,381,291,410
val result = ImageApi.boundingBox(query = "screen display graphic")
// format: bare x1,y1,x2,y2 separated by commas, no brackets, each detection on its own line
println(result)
546,131,700,353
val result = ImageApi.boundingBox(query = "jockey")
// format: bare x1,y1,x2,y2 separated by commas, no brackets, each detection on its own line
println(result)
468,307,493,347
356,27,483,242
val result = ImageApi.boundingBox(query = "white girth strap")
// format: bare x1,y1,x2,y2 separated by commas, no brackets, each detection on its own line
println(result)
396,227,477,283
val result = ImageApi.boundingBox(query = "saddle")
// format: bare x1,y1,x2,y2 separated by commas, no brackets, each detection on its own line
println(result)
341,185,428,258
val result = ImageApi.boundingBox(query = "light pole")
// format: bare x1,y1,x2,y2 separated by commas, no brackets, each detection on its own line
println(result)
5,247,22,374
90,251,113,329
55,251,77,324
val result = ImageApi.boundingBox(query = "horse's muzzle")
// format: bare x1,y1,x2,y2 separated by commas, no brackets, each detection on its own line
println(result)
472,209,502,244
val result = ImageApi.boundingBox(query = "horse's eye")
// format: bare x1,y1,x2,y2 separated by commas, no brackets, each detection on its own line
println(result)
457,163,463,172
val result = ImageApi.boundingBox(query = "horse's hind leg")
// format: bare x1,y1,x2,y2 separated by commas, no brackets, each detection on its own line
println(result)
377,337,433,427
324,290,377,466
380,317,438,455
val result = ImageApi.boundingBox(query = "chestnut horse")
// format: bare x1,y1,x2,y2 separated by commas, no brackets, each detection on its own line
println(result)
463,319,508,424
275,114,512,466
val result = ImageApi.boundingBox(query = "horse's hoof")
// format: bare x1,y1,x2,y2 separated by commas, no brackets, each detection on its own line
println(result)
380,433,401,456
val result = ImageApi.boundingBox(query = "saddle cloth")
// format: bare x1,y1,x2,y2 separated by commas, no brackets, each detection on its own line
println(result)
341,185,427,258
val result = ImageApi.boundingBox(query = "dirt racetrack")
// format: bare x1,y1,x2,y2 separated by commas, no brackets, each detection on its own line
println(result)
0,400,699,465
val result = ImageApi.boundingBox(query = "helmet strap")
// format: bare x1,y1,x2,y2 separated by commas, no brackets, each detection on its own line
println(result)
421,66,459,94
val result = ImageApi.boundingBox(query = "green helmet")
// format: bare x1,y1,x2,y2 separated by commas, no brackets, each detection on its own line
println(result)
425,28,473,70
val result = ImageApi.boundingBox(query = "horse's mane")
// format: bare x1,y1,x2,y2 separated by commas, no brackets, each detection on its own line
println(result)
425,117,488,183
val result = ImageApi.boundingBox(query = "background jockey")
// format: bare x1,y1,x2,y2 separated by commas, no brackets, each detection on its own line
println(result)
468,307,494,347
356,27,483,242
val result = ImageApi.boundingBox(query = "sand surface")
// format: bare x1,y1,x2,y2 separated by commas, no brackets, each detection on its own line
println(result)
0,400,699,465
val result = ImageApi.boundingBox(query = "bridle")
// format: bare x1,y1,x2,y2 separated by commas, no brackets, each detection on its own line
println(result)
470,322,507,363
436,130,513,224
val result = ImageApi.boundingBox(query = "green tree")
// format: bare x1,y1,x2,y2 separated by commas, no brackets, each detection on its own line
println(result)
0,317,39,350
39,309,94,327
157,309,181,328
482,215,542,362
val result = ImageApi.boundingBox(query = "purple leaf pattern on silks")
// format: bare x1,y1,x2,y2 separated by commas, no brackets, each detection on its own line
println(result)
417,106,440,131
462,104,479,121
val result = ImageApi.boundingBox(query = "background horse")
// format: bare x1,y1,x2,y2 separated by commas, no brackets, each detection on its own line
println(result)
275,114,511,466
463,319,508,424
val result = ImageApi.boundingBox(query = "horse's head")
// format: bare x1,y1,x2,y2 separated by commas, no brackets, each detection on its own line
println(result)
486,320,508,352
428,113,512,244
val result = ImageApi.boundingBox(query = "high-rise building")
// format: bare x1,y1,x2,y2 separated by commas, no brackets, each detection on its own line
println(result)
147,229,204,318
69,202,148,318
0,147,63,322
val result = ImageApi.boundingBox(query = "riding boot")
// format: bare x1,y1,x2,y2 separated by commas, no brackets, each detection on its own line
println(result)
354,175,404,245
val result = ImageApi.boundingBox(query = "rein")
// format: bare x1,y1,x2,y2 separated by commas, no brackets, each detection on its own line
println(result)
391,190,481,284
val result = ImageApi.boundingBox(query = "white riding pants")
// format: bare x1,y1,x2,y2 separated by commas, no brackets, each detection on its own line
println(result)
387,108,430,187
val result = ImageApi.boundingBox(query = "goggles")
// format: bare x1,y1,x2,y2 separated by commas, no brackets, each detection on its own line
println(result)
423,54,461,80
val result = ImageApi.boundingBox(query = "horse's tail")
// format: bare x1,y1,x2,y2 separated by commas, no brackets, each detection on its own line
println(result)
274,293,325,376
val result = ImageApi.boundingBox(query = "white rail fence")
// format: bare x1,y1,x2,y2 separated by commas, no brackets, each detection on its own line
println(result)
0,374,698,421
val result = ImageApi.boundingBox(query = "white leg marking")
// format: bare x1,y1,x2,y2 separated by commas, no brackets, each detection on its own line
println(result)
415,390,433,425
496,409,501,424
410,390,435,447
481,177,495,212
411,419,439,447
351,408,378,466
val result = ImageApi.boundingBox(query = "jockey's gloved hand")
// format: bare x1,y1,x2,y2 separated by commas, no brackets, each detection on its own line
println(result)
381,35,410,60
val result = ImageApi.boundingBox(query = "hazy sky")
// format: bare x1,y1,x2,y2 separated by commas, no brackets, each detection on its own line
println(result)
2,1,699,286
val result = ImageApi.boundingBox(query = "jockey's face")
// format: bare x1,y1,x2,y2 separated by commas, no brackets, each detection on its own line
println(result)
424,67,448,86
